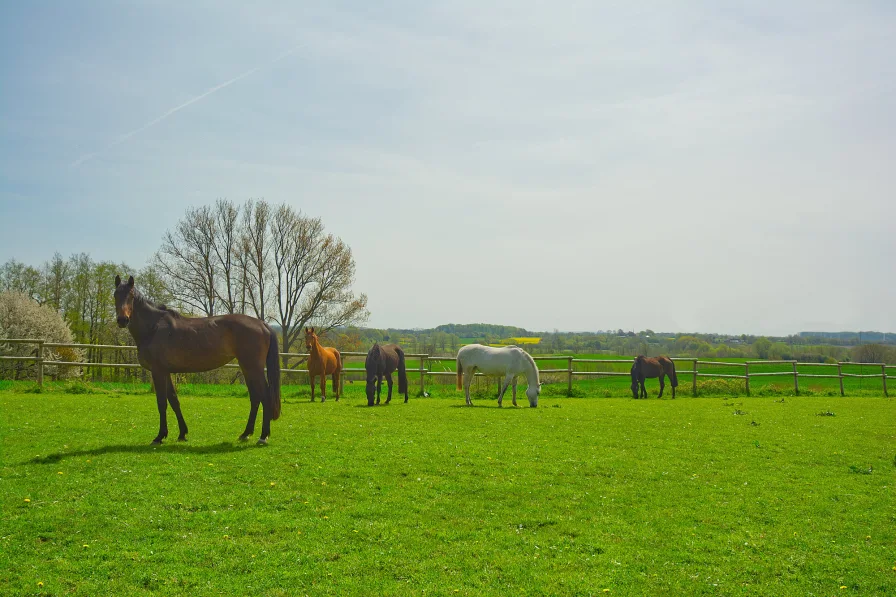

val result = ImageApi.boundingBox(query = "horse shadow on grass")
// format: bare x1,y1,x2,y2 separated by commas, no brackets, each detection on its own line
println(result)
25,441,254,465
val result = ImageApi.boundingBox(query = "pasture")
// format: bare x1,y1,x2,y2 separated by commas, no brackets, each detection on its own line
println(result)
1,382,894,596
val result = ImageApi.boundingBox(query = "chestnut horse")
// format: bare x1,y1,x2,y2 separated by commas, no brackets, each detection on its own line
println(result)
304,327,342,402
630,355,678,399
113,275,281,445
364,342,409,406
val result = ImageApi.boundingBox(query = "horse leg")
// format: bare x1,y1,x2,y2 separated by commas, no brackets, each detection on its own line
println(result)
464,371,474,406
376,375,382,405
385,373,393,404
639,378,646,398
166,377,189,441
497,374,512,407
658,374,665,398
309,373,316,402
512,377,518,407
320,374,327,403
239,372,262,441
333,370,340,401
150,370,170,445
245,371,271,445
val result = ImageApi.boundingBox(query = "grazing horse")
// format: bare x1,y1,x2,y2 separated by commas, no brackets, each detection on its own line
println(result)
630,355,678,399
304,327,342,402
113,275,281,445
456,344,541,407
364,343,409,406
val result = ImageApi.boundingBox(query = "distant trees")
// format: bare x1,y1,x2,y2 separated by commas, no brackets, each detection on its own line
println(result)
851,344,894,364
0,199,367,366
753,337,772,359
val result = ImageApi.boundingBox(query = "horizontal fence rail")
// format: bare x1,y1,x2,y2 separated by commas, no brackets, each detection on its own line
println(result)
1,339,892,397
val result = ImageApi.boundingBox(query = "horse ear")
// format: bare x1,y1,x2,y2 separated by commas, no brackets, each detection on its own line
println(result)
311,327,315,333
127,276,135,287
115,275,121,287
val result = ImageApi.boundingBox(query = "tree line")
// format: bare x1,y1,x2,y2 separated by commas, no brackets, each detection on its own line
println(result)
0,199,368,367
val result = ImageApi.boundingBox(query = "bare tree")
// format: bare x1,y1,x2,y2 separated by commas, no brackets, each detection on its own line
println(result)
237,199,271,320
268,204,368,361
155,205,217,316
213,199,240,314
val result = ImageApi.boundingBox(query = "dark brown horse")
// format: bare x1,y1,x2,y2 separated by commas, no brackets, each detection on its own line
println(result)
365,343,409,406
304,327,342,402
631,355,678,399
113,275,281,445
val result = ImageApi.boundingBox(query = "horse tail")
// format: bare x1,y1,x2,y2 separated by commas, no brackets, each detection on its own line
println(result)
669,358,678,387
456,358,463,391
396,347,408,395
266,326,281,421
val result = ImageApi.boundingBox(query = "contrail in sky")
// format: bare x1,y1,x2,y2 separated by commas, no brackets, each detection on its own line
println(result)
70,45,303,168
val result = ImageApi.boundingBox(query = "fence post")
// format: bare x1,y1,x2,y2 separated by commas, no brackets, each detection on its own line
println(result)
744,362,749,396
792,361,799,395
837,362,844,396
691,359,697,397
419,355,426,396
567,356,573,396
882,364,888,398
36,340,44,388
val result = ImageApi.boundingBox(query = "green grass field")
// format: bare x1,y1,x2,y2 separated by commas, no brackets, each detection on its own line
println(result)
1,382,894,596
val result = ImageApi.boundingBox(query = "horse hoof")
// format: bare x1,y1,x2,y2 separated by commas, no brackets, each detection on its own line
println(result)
151,439,163,445
177,437,187,442
238,435,250,442
257,438,268,446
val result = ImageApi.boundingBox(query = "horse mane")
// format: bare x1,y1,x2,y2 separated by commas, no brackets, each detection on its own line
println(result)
135,289,183,319
519,347,540,383
157,304,183,319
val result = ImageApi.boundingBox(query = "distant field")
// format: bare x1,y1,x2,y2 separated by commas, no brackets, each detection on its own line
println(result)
1,383,894,596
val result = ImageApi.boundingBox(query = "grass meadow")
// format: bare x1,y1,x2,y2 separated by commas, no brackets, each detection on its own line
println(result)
1,381,894,596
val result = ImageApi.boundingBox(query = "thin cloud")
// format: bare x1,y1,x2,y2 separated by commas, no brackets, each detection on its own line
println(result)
69,44,303,168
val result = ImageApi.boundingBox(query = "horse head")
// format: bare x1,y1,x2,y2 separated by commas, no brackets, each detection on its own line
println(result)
113,275,136,328
304,327,317,352
526,382,541,407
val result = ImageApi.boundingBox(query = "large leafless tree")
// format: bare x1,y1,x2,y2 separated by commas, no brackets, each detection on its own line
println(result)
155,205,217,316
269,204,368,361
152,199,368,360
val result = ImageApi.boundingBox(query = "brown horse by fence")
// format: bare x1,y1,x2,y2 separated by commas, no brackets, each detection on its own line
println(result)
113,275,281,445
364,342,409,406
631,355,678,399
304,327,342,402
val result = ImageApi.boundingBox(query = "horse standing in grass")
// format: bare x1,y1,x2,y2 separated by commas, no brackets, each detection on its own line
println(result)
113,275,281,445
304,327,342,402
456,344,541,407
630,355,678,399
364,343,409,406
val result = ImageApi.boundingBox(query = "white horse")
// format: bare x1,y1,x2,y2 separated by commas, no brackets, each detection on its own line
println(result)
456,344,541,407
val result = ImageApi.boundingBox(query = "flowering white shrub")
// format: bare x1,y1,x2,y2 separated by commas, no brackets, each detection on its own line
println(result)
0,291,84,379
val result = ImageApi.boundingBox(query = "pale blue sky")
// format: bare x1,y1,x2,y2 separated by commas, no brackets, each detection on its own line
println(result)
1,1,894,335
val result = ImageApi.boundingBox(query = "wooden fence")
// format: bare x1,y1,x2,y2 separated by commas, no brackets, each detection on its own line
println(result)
1,339,892,397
